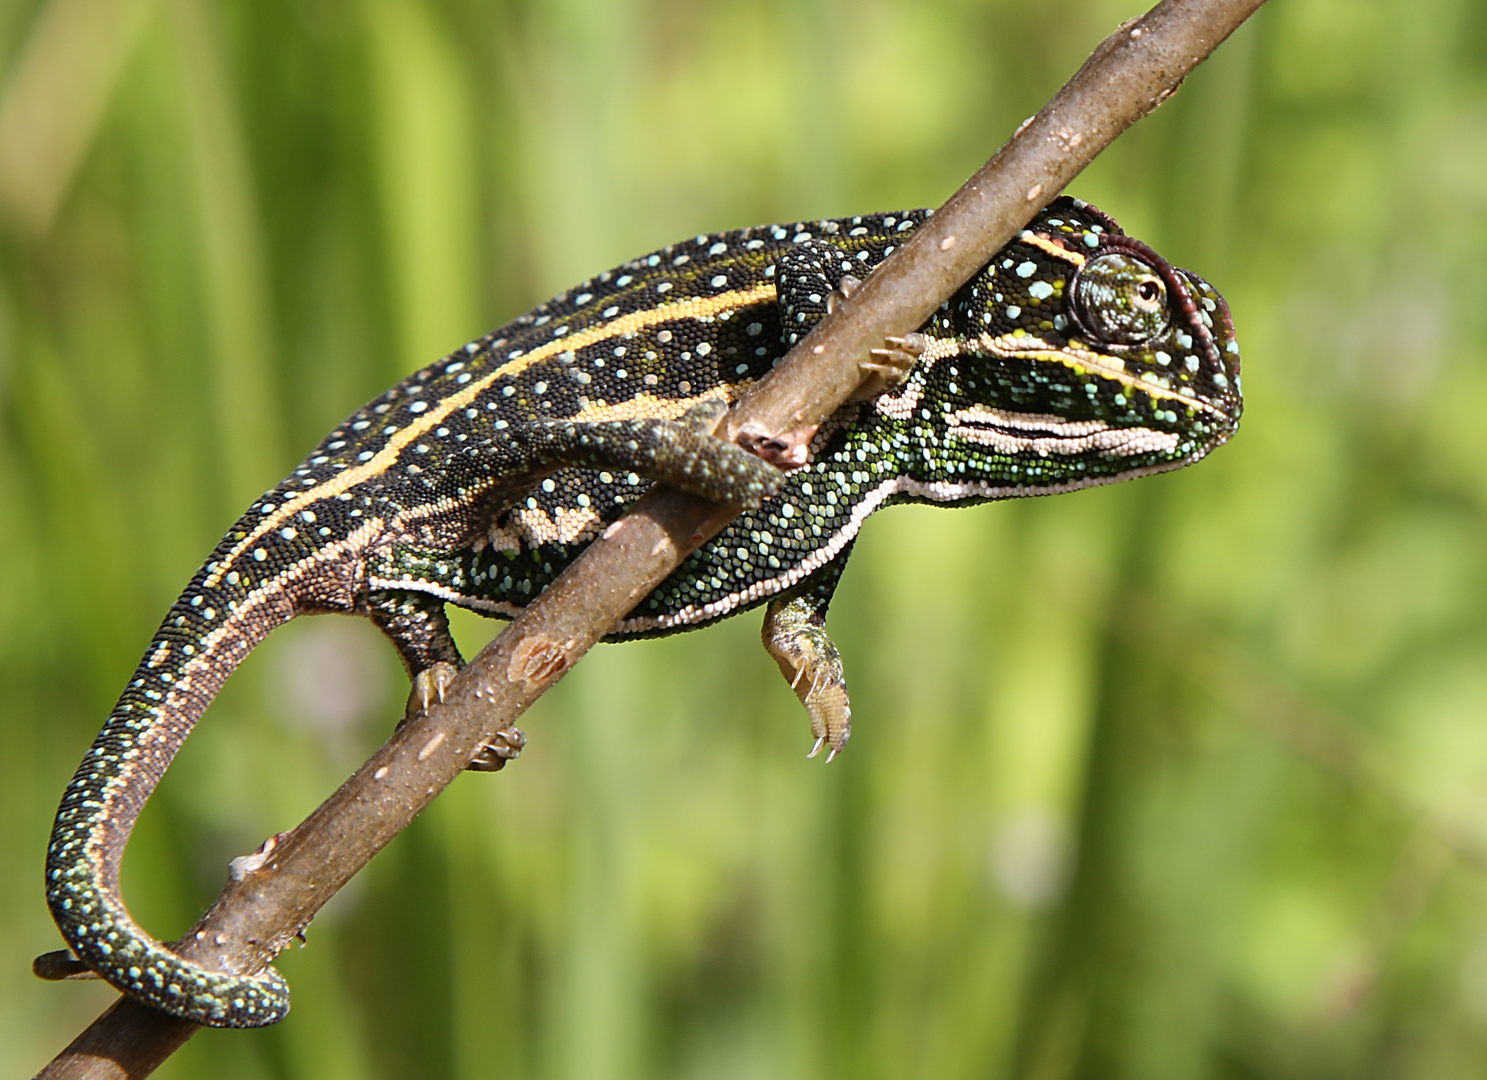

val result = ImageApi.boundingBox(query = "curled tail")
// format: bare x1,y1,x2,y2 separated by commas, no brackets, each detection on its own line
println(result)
44,530,304,1027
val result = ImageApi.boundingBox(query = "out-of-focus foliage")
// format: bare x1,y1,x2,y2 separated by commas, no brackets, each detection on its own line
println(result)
4,0,1487,1075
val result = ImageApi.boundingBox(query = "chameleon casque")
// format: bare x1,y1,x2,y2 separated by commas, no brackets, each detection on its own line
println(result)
43,196,1240,1028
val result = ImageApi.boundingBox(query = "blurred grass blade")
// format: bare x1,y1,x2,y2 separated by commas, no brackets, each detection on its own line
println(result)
0,0,153,236
167,0,283,503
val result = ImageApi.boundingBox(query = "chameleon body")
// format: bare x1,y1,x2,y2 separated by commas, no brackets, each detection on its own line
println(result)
43,196,1240,1027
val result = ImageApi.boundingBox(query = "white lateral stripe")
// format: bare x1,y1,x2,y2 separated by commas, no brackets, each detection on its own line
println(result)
949,414,1180,459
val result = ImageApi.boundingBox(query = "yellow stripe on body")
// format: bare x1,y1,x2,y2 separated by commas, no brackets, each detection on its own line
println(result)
208,283,778,584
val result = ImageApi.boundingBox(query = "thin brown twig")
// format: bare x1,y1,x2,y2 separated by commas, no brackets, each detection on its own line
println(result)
35,1,1266,1075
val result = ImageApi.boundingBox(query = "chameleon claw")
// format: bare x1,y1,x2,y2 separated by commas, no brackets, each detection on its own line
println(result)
808,736,825,759
825,274,864,314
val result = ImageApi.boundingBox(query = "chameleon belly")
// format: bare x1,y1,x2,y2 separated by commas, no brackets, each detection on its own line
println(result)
42,196,1241,1028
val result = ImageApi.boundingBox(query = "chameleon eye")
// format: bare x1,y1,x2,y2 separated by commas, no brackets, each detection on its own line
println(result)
1069,253,1171,345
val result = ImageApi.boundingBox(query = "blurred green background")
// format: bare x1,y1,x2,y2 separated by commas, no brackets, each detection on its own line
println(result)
4,0,1487,1075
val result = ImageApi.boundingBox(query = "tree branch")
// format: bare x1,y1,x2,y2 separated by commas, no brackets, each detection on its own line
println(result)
35,0,1266,1074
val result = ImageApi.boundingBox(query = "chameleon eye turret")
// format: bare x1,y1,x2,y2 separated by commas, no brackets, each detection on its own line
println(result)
1069,251,1172,345
40,194,1239,1028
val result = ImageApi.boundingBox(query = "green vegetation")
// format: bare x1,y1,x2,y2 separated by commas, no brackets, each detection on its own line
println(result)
4,0,1487,1075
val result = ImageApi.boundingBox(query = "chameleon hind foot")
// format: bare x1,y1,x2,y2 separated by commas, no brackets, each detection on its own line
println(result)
405,660,460,724
762,595,851,761
403,661,526,772
736,423,819,470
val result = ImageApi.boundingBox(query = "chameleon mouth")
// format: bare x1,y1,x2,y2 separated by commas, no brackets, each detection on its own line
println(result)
947,406,1181,459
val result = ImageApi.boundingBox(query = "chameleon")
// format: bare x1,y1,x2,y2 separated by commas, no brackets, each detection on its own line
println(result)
40,195,1240,1028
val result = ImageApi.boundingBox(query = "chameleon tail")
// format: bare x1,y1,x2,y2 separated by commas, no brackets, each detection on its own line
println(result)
43,540,300,1027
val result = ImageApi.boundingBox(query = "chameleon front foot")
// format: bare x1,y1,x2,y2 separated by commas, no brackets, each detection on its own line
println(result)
403,661,526,772
762,595,851,760
856,332,925,398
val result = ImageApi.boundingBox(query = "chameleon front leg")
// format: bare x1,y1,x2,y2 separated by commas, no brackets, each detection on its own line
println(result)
760,547,854,761
776,239,920,397
366,589,526,771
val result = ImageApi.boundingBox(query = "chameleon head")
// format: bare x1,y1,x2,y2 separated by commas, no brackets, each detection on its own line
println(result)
903,196,1241,495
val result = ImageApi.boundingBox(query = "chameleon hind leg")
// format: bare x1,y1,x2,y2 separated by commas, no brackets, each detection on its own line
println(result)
366,589,526,771
518,397,783,508
760,545,854,761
